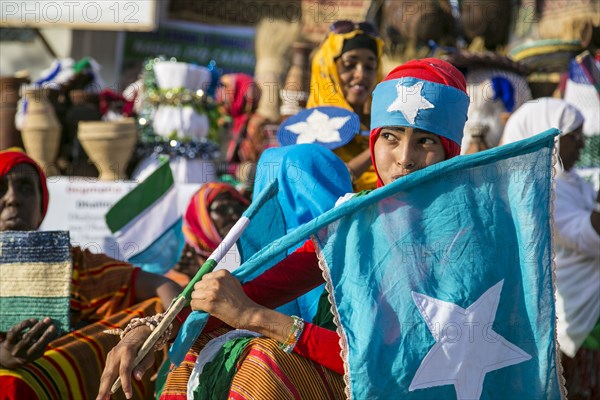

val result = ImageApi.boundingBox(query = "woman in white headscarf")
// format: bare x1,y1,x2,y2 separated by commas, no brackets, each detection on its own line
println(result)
502,98,600,400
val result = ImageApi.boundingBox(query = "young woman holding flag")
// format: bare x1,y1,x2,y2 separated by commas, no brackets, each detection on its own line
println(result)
98,58,469,400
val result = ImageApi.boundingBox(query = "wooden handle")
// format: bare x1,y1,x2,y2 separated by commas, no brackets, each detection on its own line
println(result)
110,296,187,394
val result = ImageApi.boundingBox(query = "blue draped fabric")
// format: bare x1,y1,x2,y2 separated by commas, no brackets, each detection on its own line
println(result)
252,144,352,321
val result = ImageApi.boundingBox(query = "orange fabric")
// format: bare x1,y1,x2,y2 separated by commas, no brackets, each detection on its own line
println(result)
182,183,249,257
0,298,164,400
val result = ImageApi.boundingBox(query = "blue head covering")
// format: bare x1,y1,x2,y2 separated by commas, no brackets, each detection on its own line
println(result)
252,143,353,321
253,143,353,232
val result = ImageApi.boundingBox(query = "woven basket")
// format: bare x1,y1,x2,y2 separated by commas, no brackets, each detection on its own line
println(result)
0,231,72,334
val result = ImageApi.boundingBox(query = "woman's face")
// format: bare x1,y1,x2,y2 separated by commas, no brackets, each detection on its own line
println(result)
335,48,378,111
373,127,446,185
0,163,43,231
209,192,247,238
559,126,585,171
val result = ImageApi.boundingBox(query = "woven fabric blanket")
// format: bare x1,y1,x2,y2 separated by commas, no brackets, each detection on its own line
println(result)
0,231,72,333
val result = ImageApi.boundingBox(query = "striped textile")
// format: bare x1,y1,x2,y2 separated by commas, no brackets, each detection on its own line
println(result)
69,246,136,325
229,338,345,400
160,327,231,400
0,297,165,400
0,231,71,333
160,333,344,400
561,346,600,399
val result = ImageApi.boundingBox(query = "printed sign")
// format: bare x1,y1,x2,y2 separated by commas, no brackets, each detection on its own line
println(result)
121,22,256,76
40,177,200,260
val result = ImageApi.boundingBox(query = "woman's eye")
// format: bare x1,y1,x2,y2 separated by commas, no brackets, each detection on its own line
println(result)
381,132,397,141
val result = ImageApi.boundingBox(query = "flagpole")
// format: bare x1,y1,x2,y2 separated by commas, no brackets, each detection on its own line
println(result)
110,217,251,394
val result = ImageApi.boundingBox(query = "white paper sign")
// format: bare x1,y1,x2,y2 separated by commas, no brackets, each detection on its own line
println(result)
40,177,201,260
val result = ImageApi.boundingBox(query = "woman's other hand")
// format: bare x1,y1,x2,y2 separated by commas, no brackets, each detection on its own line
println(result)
0,317,57,369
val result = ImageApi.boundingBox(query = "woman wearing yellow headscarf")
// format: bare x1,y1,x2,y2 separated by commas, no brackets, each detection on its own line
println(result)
307,20,385,191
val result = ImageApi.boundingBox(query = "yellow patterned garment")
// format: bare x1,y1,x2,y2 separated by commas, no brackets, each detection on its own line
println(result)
307,30,384,192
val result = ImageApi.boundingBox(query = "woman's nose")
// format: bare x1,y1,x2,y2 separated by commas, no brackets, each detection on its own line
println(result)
352,64,365,80
2,182,18,205
396,142,415,169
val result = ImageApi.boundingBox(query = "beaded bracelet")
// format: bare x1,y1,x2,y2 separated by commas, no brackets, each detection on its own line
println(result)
104,313,173,352
279,316,304,354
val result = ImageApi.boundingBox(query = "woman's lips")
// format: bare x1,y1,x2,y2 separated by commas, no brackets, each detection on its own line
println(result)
349,84,367,94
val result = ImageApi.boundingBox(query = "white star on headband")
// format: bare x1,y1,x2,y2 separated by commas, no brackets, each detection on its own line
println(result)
285,109,351,144
387,81,435,124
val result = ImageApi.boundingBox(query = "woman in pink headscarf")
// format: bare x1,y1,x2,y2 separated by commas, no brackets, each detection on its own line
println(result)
218,74,261,169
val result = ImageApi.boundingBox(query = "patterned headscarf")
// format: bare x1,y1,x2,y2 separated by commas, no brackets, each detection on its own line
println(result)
369,58,469,187
307,30,384,110
0,149,49,225
182,182,249,257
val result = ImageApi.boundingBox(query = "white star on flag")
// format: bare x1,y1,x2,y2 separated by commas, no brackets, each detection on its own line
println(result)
285,109,350,144
409,280,531,400
387,81,435,124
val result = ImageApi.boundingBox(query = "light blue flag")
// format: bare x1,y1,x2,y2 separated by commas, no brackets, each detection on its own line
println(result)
169,180,288,365
187,128,563,398
311,129,563,399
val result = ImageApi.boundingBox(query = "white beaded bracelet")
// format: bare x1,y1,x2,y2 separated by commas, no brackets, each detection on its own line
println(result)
104,313,173,351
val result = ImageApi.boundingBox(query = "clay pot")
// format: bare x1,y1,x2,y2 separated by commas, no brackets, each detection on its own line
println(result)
65,89,102,168
20,88,62,175
77,119,137,180
0,76,29,150
280,42,312,117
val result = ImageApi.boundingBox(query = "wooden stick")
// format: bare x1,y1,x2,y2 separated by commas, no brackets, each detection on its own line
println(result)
110,296,186,393
110,216,251,394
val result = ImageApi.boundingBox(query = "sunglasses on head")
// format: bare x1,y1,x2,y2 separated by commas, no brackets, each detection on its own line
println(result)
329,20,379,37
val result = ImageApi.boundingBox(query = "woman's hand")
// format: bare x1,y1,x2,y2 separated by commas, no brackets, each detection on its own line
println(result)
96,326,155,400
190,270,295,343
0,317,57,369
190,270,263,329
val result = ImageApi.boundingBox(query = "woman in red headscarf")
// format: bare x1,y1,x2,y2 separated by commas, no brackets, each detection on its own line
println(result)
98,59,469,400
0,150,182,399
167,182,250,287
